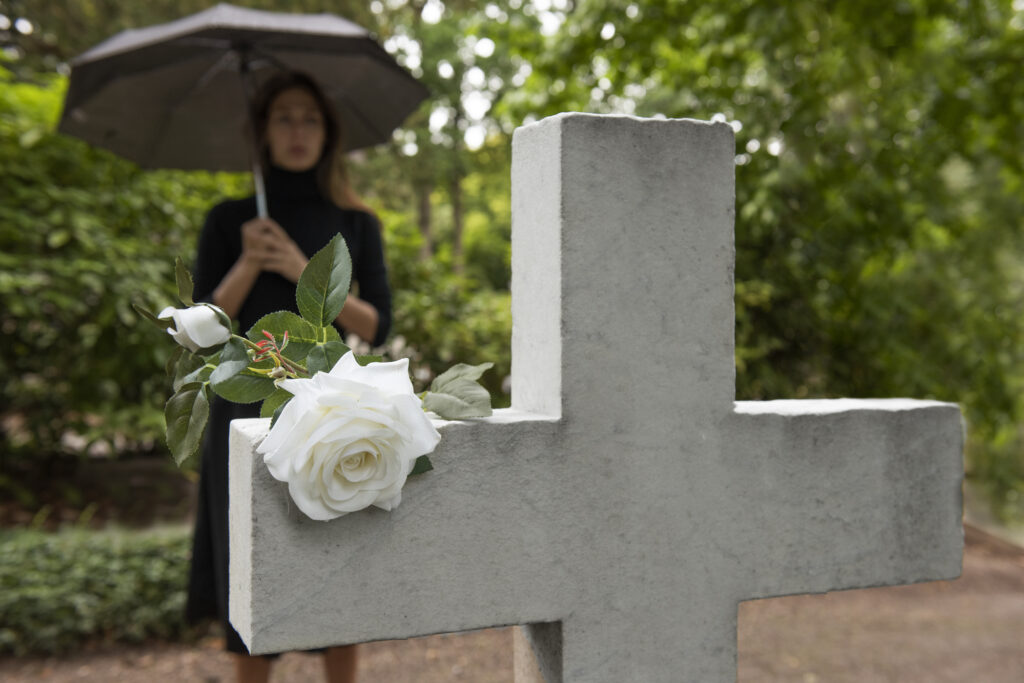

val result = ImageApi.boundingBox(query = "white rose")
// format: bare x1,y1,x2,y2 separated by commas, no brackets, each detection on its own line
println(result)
158,304,231,353
258,351,441,521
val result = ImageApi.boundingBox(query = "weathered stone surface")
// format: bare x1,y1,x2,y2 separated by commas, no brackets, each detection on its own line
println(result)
230,114,962,681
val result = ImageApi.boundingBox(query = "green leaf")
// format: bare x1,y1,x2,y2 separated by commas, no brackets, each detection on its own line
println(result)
209,337,250,387
246,311,320,362
178,362,213,390
172,351,207,392
210,371,275,404
422,381,493,419
430,362,495,392
409,455,433,476
133,302,173,331
165,382,209,466
270,398,290,429
305,341,351,375
260,388,293,419
296,235,352,327
322,324,342,343
175,257,194,306
165,346,184,378
422,362,494,419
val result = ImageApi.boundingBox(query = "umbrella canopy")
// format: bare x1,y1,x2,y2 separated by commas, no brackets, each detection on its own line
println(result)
58,3,429,171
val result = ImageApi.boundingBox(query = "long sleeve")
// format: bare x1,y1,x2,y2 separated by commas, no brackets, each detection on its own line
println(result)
192,202,241,305
353,212,392,347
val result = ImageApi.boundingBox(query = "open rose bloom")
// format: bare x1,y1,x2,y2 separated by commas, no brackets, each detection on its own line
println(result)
257,352,442,520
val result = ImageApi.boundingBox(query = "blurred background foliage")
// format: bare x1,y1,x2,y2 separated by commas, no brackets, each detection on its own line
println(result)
1,0,1022,522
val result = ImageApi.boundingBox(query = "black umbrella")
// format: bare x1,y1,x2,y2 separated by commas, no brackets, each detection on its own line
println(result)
58,3,428,216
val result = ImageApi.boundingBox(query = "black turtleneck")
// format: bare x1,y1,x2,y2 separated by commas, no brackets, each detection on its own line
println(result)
192,165,392,346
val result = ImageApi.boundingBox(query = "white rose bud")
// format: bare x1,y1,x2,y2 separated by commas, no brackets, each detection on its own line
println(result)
258,351,441,521
158,304,232,353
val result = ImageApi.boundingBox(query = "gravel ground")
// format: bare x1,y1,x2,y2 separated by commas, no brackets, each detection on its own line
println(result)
2,525,1021,682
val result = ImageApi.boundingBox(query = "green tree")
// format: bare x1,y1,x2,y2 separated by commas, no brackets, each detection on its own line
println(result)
0,67,248,470
505,0,1024,515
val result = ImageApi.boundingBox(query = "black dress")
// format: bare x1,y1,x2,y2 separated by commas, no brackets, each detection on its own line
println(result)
184,165,392,654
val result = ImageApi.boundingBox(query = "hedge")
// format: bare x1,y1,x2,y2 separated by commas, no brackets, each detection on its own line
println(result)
0,525,192,656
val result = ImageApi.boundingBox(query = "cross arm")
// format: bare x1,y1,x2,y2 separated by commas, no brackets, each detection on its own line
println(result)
228,412,573,654
722,398,963,601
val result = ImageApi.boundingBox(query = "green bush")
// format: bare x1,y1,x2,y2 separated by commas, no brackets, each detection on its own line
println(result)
0,68,248,464
379,206,512,406
0,526,192,656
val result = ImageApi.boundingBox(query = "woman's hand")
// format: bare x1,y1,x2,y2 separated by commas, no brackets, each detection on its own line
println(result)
240,218,309,283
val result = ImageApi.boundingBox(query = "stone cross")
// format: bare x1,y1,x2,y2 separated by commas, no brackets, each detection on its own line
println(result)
228,114,963,682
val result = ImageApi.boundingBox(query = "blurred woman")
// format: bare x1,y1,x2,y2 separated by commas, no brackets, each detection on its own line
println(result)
185,71,391,683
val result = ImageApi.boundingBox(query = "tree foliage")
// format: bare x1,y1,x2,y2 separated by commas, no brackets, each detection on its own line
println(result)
507,0,1024,513
1,0,1022,517
0,68,249,462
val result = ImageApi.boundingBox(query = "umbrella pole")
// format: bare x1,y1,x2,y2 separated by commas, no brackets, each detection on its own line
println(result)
251,156,269,219
238,50,269,219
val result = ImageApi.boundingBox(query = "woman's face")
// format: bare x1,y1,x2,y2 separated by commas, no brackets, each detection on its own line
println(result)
264,87,326,172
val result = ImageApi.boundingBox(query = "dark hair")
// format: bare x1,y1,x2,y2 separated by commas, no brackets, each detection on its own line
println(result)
251,71,367,210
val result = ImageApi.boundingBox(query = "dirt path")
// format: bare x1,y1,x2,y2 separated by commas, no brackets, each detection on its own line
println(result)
2,525,1022,682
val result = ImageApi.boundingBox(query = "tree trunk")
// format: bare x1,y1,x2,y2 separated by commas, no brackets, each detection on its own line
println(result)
450,169,464,275
417,184,433,260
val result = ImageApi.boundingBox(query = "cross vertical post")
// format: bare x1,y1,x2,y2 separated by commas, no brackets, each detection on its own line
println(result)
229,114,962,682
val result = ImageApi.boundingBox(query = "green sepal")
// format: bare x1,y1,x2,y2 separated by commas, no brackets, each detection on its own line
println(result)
422,362,494,419
260,388,293,420
409,455,433,476
175,257,194,306
165,382,209,466
134,301,174,331
355,354,383,366
306,341,351,375
296,234,352,327
209,304,232,335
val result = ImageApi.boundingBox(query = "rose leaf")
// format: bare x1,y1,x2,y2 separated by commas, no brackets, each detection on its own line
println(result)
165,382,209,466
211,371,276,404
245,311,319,360
165,346,184,378
175,257,194,307
409,455,433,476
422,378,493,419
270,397,291,429
209,337,250,387
296,234,352,328
260,388,292,420
172,350,208,391
306,341,351,375
429,362,494,394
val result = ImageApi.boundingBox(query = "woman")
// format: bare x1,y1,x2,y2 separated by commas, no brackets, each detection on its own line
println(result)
186,71,391,683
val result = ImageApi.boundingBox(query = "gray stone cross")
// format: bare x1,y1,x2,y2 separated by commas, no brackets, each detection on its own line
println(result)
229,114,962,682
